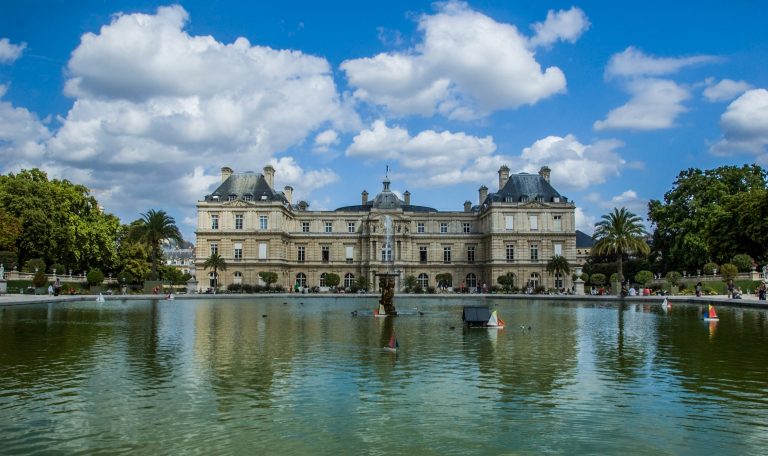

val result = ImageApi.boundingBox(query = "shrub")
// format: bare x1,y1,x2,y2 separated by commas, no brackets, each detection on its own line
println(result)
589,273,606,286
24,258,46,273
609,273,620,284
50,263,66,274
86,269,105,286
720,263,738,282
731,254,754,272
635,270,653,287
117,270,134,285
702,262,718,275
665,271,681,287
32,271,48,288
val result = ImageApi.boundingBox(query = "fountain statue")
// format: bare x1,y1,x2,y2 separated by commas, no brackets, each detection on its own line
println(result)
376,214,399,315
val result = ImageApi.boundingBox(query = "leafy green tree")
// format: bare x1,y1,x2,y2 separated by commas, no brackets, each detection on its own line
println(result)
0,208,22,252
355,276,369,292
719,263,738,282
86,269,105,286
649,165,767,271
702,262,718,275
665,271,681,287
635,270,653,287
324,272,340,288
23,258,46,273
731,254,754,272
259,271,278,289
497,273,515,292
117,270,135,285
130,209,183,280
160,265,185,285
203,253,227,290
589,273,606,286
0,251,17,271
593,207,650,282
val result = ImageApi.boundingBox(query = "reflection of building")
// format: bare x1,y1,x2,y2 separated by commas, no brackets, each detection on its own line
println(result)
575,230,595,266
195,165,577,291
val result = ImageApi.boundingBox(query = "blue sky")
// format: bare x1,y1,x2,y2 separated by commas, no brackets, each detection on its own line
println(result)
1,1,766,241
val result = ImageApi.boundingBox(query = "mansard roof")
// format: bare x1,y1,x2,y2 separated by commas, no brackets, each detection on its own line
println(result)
576,230,595,248
485,173,566,204
204,172,288,204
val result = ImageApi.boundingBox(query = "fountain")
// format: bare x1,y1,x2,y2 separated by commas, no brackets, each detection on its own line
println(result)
376,215,398,316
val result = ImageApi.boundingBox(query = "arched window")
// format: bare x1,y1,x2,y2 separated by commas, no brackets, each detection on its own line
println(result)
344,273,355,288
295,272,307,288
466,273,477,290
554,272,564,289
418,273,429,288
233,271,243,284
529,272,540,288
320,272,327,287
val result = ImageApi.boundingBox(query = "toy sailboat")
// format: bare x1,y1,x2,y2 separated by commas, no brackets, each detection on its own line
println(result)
486,309,505,329
703,304,719,321
662,297,671,310
374,303,387,317
383,331,399,352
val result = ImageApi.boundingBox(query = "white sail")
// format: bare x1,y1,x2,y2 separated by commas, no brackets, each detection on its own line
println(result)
487,310,498,326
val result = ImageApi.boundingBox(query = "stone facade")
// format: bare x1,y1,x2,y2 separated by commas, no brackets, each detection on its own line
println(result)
195,165,577,292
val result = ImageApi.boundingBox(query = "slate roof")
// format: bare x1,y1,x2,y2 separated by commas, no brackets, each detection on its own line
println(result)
204,172,288,204
576,230,595,248
335,178,437,213
485,173,566,204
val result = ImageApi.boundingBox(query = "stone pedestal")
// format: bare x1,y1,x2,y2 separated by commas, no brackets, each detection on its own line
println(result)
573,267,585,295
186,279,198,294
0,278,6,295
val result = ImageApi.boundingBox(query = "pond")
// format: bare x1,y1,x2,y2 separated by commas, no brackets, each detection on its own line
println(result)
1,297,767,455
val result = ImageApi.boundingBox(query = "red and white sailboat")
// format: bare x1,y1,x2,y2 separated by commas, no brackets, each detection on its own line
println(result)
703,304,719,321
486,310,505,329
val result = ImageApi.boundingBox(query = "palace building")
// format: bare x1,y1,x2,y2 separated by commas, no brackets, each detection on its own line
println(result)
195,165,577,292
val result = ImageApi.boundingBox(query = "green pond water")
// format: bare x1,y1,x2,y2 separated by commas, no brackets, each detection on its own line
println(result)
1,297,767,455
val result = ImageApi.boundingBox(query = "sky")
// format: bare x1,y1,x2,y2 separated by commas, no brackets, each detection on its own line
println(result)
1,1,766,242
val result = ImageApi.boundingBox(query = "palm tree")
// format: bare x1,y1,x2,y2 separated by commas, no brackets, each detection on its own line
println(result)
546,255,571,289
203,253,227,291
592,207,650,281
132,209,183,280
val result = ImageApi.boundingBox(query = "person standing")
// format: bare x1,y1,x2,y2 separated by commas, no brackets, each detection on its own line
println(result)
695,282,702,297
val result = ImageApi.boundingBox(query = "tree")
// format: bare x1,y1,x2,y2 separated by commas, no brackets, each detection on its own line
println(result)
202,253,227,290
546,255,570,287
86,269,105,286
635,270,653,287
259,271,278,289
0,208,22,252
731,254,754,272
131,209,183,280
719,263,738,282
589,273,606,286
702,262,718,275
592,207,650,282
648,165,767,271
324,272,340,288
665,271,681,287
355,276,369,292
403,275,417,292
497,273,515,292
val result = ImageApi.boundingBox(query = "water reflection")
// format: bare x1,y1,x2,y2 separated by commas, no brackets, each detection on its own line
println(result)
0,298,767,455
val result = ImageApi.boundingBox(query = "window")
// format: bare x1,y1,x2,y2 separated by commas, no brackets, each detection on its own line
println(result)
419,246,428,263
506,244,515,262
348,222,355,233
344,273,355,288
295,273,306,288
210,242,218,256
233,271,243,284
529,215,538,231
530,244,538,262
381,242,392,262
443,246,451,264
417,222,425,233
554,243,563,257
553,215,562,231
258,243,267,259
325,221,332,233
322,246,330,263
320,273,327,287
301,222,309,233
555,273,564,289
260,215,268,230
463,223,471,233
440,222,448,233
297,246,305,262
467,245,475,263
418,273,429,288
234,214,243,230
211,214,219,230
227,194,237,201
243,194,253,202
345,246,354,263
233,243,243,260
505,215,514,230
466,273,477,290
529,272,540,289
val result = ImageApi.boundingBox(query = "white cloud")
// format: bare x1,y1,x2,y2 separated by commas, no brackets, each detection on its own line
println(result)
529,7,590,48
594,79,689,130
0,86,51,165
711,88,768,160
519,134,625,190
0,38,26,63
605,190,648,217
313,129,340,152
575,208,597,235
268,156,340,198
703,78,753,102
346,120,496,173
605,46,717,79
341,1,568,119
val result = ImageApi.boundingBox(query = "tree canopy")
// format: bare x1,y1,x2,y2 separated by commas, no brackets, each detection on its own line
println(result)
592,207,650,281
648,165,767,272
130,209,183,280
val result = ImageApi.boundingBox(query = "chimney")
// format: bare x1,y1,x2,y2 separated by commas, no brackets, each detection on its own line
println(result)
263,165,275,188
221,166,233,183
404,190,411,206
498,165,510,190
479,185,488,206
362,190,368,205
464,200,472,212
284,186,293,204
539,165,551,183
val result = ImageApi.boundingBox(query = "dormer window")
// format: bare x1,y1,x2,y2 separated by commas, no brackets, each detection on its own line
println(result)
243,194,253,201
553,197,560,203
261,195,268,200
211,194,220,201
228,194,237,201
520,195,528,202
535,195,543,202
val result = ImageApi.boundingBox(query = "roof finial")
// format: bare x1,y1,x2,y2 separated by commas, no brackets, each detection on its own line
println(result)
386,164,389,179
